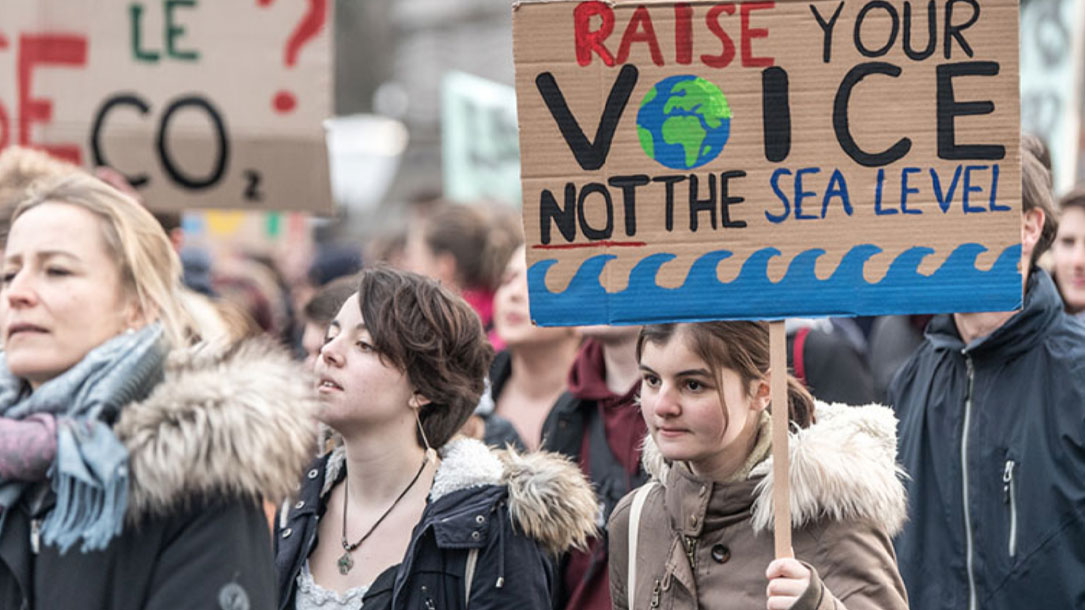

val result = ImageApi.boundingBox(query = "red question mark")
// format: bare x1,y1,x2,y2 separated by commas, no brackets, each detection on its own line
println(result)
258,0,328,114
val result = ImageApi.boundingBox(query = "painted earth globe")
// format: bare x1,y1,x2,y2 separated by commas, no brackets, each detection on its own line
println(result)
636,75,732,170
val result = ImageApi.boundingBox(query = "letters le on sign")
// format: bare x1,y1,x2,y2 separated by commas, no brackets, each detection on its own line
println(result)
2,1,333,213
512,0,1022,325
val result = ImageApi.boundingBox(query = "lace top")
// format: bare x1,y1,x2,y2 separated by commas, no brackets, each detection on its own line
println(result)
295,560,370,610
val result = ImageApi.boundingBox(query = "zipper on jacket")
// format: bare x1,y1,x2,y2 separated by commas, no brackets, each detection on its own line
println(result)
1003,459,1017,558
682,535,698,570
960,355,977,610
29,518,41,555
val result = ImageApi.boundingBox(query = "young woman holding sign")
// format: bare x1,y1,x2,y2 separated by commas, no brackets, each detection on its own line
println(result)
607,321,909,610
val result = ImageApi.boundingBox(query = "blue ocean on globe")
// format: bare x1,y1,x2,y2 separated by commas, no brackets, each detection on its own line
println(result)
636,75,732,170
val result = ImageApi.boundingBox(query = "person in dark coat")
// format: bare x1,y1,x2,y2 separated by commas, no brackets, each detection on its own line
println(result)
867,315,930,402
888,137,1085,610
0,173,317,610
785,319,875,405
539,325,645,610
275,267,597,610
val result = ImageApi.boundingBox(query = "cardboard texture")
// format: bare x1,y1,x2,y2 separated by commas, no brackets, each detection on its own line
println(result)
513,0,1022,325
1,0,333,213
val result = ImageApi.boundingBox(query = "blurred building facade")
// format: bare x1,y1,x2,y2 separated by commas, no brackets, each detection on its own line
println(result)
335,0,515,209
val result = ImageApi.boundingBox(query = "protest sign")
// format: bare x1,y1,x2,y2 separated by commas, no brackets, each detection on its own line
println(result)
1020,0,1084,194
442,71,523,207
1,0,333,213
513,0,1022,326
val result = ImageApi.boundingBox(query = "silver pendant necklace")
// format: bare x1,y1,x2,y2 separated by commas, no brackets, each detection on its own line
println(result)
338,452,429,575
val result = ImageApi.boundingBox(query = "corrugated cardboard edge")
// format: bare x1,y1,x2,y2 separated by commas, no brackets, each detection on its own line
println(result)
516,0,820,6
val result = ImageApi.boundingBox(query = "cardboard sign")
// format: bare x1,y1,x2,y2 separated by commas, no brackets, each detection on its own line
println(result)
442,72,523,207
1,0,333,213
513,0,1022,325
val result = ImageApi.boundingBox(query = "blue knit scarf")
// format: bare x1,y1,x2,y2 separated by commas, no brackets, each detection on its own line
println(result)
0,323,167,553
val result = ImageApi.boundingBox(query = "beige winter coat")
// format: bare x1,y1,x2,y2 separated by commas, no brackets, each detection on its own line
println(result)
608,402,909,610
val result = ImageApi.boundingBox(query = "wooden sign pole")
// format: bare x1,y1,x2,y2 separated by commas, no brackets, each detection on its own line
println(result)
768,320,792,558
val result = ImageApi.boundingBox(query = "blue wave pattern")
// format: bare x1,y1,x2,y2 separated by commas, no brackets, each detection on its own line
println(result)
528,243,1023,325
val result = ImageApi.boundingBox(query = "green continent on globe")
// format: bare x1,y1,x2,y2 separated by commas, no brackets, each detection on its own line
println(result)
661,116,706,168
663,79,732,129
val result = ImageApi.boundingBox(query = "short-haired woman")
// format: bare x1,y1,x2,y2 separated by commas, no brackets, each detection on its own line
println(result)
274,267,597,610
0,173,317,609
608,321,909,610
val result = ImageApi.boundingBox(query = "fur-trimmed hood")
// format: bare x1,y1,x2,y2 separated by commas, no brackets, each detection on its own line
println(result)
641,401,908,536
322,437,598,555
115,339,319,519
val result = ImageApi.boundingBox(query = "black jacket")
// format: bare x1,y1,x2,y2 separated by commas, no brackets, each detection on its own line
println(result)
0,494,274,610
888,269,1085,610
786,322,875,405
539,388,646,610
0,340,318,610
274,438,597,610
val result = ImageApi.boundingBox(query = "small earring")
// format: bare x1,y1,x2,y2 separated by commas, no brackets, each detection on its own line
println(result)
415,408,436,462
125,327,135,335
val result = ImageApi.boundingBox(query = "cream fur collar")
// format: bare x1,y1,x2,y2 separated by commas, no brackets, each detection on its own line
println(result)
642,402,908,536
115,339,320,520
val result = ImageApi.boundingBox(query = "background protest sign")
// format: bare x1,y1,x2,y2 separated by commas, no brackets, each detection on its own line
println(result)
1,0,333,213
442,71,523,207
513,0,1021,326
1020,0,1084,194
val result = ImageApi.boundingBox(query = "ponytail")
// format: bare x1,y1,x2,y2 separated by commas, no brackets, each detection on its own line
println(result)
786,375,816,428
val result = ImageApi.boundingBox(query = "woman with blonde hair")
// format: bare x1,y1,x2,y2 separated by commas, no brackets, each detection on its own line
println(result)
0,173,317,609
609,321,908,610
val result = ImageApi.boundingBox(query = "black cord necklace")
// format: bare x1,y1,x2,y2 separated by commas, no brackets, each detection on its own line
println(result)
337,452,429,575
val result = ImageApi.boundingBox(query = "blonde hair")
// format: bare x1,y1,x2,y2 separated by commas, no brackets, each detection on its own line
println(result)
12,173,190,346
0,147,82,247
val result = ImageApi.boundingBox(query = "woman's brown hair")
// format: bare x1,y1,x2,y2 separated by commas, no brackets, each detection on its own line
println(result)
637,321,815,429
1021,133,1058,268
354,267,494,448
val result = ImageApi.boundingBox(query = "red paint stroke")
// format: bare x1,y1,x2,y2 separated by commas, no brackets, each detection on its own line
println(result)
574,1,616,67
19,34,87,163
533,241,647,250
273,90,297,113
284,0,327,67
261,0,326,114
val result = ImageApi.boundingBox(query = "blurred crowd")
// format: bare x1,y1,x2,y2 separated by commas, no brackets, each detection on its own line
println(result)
0,130,1082,610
